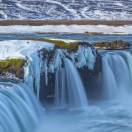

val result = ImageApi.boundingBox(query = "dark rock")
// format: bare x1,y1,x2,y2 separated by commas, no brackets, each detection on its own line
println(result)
94,40,130,50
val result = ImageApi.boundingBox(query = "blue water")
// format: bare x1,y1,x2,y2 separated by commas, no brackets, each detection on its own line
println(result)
40,102,132,132
0,34,132,132
0,82,44,132
0,34,132,44
38,34,132,132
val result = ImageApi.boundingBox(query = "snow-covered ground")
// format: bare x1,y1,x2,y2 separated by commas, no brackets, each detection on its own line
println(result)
0,0,132,20
0,25,132,34
0,40,54,60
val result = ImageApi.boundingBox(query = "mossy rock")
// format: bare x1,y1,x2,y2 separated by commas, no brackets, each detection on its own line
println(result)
43,38,79,51
30,38,79,51
0,58,26,79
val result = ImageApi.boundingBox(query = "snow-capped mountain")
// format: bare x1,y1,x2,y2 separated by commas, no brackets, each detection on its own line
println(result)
0,0,132,20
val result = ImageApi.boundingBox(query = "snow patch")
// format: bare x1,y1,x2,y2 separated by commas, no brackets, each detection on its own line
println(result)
0,25,132,34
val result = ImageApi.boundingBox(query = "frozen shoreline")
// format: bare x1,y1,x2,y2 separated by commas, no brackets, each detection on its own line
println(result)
0,25,132,34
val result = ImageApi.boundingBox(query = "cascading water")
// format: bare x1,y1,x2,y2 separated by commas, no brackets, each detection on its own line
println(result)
0,40,53,132
101,51,132,100
1,37,132,132
0,82,44,132
55,58,88,109
55,67,67,108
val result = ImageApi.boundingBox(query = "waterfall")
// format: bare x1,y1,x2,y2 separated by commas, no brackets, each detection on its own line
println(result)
101,51,132,100
55,67,67,108
24,52,42,99
2,38,132,132
0,82,44,132
55,58,88,109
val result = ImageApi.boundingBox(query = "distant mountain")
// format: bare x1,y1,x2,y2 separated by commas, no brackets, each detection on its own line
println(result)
0,0,132,20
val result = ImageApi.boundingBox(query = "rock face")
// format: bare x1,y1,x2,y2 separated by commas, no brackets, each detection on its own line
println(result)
94,40,130,50
0,58,26,81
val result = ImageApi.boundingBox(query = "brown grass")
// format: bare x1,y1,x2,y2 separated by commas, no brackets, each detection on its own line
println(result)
0,20,132,26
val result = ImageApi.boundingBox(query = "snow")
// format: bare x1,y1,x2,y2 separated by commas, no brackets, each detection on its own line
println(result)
0,40,54,60
45,0,80,19
0,25,132,34
0,0,132,20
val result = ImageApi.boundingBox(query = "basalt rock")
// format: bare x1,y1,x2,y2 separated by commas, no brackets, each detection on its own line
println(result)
94,40,130,50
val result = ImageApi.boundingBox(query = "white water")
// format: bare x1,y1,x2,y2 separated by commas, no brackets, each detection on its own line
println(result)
37,51,132,132
37,101,132,132
55,58,88,109
1,39,132,132
0,82,44,132
101,52,132,100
